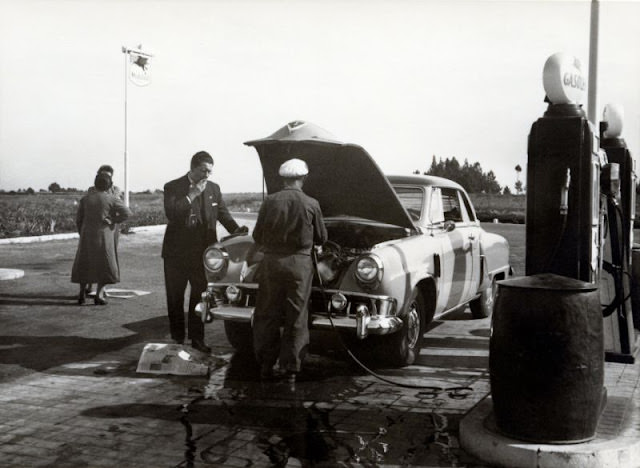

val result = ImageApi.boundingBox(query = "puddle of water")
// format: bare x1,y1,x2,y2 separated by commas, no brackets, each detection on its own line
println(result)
173,350,475,467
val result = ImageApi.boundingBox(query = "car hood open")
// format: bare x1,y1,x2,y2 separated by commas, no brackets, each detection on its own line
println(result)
244,121,415,230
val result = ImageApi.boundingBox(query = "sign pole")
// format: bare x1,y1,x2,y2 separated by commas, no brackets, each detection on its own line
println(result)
121,45,153,208
123,47,130,207
587,0,599,126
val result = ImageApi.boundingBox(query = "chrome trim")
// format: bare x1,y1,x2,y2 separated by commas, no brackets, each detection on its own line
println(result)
355,305,370,339
212,305,255,322
210,304,403,336
311,315,402,335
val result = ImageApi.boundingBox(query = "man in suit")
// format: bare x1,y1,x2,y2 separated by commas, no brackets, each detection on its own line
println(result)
162,151,247,353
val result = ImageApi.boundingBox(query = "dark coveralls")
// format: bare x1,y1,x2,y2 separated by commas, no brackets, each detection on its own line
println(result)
252,187,327,373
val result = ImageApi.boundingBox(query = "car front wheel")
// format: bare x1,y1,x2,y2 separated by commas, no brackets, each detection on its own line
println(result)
382,289,426,367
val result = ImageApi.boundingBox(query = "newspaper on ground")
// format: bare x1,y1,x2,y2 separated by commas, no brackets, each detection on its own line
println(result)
136,343,210,376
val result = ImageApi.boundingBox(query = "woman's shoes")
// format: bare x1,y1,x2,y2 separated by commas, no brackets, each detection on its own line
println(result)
77,292,85,305
94,296,108,305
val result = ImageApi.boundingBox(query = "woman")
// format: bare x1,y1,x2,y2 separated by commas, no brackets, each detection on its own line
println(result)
71,173,131,305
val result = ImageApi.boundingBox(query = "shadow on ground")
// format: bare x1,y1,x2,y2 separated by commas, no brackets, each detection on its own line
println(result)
0,316,166,375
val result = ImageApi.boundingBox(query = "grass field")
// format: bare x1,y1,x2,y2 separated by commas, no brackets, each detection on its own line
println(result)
0,192,263,238
1,191,523,239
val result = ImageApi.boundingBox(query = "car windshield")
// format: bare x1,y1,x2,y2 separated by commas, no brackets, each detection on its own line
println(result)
392,185,423,222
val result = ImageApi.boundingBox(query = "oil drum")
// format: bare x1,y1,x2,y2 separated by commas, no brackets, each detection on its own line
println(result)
489,273,605,443
631,245,640,329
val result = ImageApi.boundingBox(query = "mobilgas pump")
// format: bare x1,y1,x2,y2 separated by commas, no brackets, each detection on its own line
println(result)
599,103,639,363
526,53,604,283
526,53,638,363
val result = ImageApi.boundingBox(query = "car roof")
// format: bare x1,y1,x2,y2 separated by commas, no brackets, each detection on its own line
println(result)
387,174,466,191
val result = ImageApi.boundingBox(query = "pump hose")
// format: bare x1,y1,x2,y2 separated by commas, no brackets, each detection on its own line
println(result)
312,248,473,395
601,201,632,317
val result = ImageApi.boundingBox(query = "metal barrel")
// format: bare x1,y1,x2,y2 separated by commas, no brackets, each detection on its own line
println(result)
489,273,605,443
631,245,640,329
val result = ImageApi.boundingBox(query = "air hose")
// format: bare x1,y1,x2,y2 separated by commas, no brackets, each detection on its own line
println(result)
312,249,473,397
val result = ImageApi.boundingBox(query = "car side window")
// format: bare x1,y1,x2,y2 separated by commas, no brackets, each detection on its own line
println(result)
459,191,477,222
456,191,472,223
441,188,463,223
428,187,445,225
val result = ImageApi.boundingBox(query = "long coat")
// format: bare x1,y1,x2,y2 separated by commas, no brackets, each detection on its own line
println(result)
71,191,131,284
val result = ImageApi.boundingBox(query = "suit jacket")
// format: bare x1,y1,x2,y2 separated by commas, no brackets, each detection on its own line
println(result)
162,174,239,259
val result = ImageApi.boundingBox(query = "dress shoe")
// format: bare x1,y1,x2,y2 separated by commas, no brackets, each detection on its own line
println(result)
191,340,211,354
173,338,185,345
94,296,108,305
77,292,85,305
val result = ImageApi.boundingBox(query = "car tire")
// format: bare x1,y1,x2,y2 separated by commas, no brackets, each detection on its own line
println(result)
223,321,254,353
383,289,426,367
470,277,497,319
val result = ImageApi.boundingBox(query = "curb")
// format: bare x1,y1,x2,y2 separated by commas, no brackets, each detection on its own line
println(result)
0,213,255,245
0,225,167,245
460,396,640,468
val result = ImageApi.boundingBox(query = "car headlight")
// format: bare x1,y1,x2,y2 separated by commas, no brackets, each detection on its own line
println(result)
203,247,229,277
355,255,383,286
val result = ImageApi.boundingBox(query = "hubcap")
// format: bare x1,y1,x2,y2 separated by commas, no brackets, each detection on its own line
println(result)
406,301,420,348
486,281,497,312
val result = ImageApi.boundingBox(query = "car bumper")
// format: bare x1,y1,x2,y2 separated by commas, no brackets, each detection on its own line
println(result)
196,286,401,339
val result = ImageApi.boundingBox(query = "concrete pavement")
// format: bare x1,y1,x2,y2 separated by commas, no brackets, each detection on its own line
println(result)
0,223,639,467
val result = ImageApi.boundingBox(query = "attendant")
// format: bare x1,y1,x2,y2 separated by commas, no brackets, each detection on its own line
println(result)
72,173,131,305
252,158,327,382
162,151,248,353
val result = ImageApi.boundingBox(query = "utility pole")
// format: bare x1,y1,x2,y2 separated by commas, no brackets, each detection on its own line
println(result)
587,0,599,126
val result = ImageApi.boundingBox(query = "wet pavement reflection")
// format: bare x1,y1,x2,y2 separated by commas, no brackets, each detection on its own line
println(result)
172,335,488,468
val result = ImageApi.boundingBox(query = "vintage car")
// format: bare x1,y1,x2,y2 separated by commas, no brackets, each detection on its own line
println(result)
196,121,511,366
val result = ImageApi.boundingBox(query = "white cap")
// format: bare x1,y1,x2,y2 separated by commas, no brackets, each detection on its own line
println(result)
278,158,309,178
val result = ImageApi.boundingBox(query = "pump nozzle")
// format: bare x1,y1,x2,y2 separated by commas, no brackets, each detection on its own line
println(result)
560,168,571,215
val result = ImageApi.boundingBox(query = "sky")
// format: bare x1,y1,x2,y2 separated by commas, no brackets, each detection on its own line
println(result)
1,0,639,194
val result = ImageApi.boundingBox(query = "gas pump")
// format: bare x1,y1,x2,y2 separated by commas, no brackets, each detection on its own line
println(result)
526,53,638,363
599,103,639,363
526,53,604,283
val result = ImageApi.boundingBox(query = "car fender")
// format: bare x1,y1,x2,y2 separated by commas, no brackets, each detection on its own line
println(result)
335,234,442,317
478,230,510,284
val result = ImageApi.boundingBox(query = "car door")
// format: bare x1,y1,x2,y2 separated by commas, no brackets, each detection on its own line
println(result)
454,189,481,303
437,187,471,309
428,187,467,312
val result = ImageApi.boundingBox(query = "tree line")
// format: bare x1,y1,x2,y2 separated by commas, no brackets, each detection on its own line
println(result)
416,156,506,194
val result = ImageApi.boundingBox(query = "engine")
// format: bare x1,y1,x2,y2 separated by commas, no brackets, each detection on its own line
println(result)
314,219,410,287
315,241,366,287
